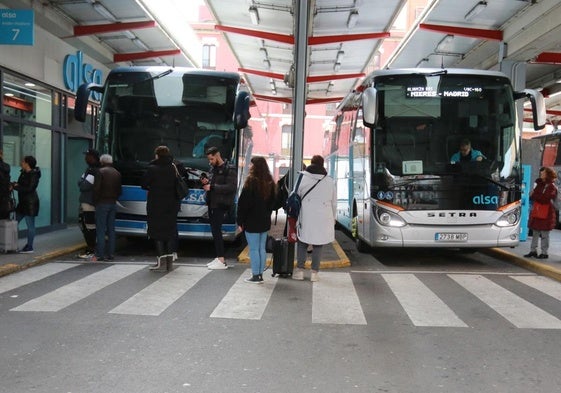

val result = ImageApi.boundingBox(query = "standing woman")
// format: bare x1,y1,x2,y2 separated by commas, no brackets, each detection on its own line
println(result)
524,166,558,259
13,155,41,253
141,146,180,271
292,155,336,282
237,156,275,283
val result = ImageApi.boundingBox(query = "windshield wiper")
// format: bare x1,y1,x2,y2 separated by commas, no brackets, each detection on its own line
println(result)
139,69,173,84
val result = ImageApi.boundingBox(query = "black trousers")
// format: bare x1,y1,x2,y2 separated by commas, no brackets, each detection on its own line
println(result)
209,207,228,258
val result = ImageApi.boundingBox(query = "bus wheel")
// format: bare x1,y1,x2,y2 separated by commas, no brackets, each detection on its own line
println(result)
356,237,370,253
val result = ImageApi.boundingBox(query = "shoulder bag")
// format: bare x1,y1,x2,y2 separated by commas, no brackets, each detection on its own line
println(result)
172,163,189,200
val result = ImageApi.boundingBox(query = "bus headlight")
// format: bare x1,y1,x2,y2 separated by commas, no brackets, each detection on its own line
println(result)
495,208,520,227
374,206,407,227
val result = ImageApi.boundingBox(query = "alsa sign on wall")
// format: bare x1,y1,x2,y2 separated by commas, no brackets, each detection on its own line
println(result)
0,9,34,45
63,51,102,101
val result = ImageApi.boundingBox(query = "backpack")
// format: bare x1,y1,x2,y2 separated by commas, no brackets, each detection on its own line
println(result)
284,174,325,219
272,172,290,212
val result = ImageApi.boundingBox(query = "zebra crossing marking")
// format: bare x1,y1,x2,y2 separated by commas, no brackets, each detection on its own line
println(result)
449,274,561,329
382,273,468,327
109,266,210,316
210,269,278,320
312,272,367,325
0,263,77,295
511,275,561,302
10,265,144,312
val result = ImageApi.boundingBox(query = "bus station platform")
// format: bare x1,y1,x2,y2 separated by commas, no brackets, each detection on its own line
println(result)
1,217,561,282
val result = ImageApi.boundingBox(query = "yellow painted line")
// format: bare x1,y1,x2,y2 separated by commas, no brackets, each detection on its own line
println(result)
0,243,85,278
485,248,561,283
237,240,350,269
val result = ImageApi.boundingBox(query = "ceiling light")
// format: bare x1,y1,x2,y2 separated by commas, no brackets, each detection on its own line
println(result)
464,1,487,21
436,34,454,52
4,93,14,97
333,62,341,72
249,6,260,25
24,82,36,87
92,2,117,22
347,10,358,29
132,37,149,51
336,50,344,63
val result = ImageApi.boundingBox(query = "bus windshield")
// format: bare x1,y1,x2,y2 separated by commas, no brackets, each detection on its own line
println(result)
97,68,239,184
373,73,517,178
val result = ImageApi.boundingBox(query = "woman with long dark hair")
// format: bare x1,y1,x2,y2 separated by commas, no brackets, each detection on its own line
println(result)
141,145,180,271
237,156,275,283
13,155,41,253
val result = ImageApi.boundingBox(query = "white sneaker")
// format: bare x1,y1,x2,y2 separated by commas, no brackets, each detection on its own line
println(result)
292,268,304,280
310,271,319,282
206,257,220,267
208,259,228,270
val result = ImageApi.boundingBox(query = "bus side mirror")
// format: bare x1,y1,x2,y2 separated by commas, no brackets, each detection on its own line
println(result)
518,89,546,131
74,83,102,122
233,90,251,129
362,87,378,128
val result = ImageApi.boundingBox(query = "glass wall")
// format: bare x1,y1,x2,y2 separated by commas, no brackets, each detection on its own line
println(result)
1,71,53,230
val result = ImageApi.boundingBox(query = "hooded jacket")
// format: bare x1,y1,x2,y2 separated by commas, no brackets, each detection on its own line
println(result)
15,167,41,217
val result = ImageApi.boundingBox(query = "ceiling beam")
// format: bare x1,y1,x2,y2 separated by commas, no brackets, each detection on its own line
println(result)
309,32,390,45
532,52,561,64
419,23,503,41
73,20,157,37
307,73,365,83
238,68,285,80
215,25,294,44
114,49,181,62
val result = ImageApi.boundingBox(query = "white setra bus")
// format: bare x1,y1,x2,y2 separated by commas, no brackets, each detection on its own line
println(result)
74,66,252,240
324,68,546,251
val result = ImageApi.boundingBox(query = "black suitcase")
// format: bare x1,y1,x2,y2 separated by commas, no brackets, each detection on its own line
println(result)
272,237,295,278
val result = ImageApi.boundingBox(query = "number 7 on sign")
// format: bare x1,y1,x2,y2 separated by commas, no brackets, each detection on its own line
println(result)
12,29,20,41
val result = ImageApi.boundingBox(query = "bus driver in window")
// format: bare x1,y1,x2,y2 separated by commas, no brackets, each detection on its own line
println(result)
450,138,485,164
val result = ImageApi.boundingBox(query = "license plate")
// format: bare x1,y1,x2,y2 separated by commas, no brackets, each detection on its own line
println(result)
435,232,468,242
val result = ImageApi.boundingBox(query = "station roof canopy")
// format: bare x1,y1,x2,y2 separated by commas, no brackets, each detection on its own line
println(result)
3,0,560,123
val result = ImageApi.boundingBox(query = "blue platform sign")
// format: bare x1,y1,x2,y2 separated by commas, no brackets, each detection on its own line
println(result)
0,9,34,45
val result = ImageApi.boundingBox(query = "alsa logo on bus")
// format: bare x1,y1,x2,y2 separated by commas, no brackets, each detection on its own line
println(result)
63,51,102,101
472,194,499,205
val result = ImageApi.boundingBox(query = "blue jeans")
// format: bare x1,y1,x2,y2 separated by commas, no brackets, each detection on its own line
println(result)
16,213,35,248
245,231,267,276
95,203,116,258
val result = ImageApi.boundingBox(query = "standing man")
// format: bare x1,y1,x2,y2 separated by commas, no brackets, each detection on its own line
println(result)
93,154,122,261
77,149,101,259
0,149,11,219
201,146,237,270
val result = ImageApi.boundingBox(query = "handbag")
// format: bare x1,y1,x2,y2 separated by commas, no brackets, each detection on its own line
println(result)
530,202,550,220
172,163,189,200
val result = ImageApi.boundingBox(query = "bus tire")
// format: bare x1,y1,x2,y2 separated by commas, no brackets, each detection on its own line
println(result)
356,237,371,253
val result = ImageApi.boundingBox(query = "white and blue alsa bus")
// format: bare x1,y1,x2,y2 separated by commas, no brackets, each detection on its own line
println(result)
74,66,252,240
325,68,546,250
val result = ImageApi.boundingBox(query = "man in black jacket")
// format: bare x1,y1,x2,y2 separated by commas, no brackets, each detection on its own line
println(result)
201,146,237,270
0,150,11,219
77,149,100,259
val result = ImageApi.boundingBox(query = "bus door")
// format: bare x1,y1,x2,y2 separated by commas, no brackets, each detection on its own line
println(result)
352,111,370,241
